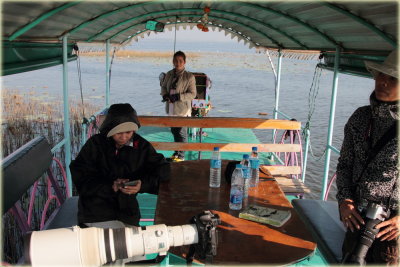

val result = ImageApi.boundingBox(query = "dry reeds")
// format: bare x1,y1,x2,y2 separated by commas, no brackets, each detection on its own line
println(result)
1,89,101,263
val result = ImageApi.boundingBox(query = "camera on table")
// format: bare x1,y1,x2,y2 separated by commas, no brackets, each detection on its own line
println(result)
344,202,390,265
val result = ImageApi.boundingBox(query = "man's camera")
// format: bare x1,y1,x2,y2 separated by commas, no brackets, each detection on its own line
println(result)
344,202,390,265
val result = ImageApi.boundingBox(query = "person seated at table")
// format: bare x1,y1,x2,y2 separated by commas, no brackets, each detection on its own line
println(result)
70,103,170,228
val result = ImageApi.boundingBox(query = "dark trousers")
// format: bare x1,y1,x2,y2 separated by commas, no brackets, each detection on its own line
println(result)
342,228,398,265
170,127,187,158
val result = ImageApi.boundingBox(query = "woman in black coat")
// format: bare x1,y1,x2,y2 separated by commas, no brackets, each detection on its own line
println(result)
70,103,170,227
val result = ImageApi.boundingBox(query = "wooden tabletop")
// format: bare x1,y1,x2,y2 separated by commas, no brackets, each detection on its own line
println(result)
155,160,316,265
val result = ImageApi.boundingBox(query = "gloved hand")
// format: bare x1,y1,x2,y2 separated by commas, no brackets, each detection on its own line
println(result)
162,94,170,102
169,94,180,103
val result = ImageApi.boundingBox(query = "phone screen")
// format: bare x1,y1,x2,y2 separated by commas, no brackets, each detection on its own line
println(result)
124,180,139,186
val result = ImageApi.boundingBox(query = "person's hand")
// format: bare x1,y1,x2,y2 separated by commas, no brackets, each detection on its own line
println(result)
375,215,400,241
339,199,365,232
169,94,180,103
162,94,170,102
112,178,129,192
120,180,142,195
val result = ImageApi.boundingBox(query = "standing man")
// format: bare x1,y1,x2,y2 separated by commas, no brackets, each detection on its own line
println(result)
336,51,399,264
161,51,196,162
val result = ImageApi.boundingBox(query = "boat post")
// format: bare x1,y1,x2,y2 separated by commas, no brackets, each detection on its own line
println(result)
106,39,110,107
321,46,340,200
62,35,72,197
272,49,282,141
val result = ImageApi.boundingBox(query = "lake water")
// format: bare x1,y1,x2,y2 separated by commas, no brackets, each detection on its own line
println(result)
2,39,374,200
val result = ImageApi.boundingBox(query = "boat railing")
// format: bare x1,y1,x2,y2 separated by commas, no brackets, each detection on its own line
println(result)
2,136,71,264
82,114,303,179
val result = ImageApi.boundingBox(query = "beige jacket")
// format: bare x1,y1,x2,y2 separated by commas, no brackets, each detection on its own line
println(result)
161,69,196,116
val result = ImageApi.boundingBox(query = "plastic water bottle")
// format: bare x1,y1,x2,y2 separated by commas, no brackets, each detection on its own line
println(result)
241,154,251,198
229,164,244,210
209,147,221,188
249,147,260,187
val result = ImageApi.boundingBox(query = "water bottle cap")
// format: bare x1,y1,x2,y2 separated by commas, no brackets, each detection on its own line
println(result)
236,164,242,168
243,154,249,159
252,147,258,151
213,147,219,151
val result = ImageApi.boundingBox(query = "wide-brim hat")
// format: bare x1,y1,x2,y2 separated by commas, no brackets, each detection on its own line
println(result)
107,121,138,137
364,50,398,79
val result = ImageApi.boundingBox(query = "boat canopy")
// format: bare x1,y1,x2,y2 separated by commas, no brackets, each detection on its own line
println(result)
2,0,398,75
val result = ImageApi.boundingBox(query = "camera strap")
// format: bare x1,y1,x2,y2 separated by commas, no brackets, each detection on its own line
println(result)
357,119,397,208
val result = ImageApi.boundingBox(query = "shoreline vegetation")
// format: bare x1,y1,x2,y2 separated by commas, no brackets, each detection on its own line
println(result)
80,50,202,58
2,89,101,263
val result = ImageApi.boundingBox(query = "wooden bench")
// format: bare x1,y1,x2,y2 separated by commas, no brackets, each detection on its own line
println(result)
139,116,309,196
2,136,78,263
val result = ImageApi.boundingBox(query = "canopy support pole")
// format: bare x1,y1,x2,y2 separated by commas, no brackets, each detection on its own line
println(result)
321,46,340,200
62,35,72,197
272,50,282,141
106,39,110,107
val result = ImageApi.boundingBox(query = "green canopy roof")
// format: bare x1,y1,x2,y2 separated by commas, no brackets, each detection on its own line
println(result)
2,0,398,75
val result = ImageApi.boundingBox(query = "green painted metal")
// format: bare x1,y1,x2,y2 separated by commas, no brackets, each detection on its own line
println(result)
321,46,340,200
323,52,386,61
8,1,81,41
68,1,160,35
235,2,339,47
109,9,307,49
62,36,72,198
327,144,340,155
87,8,199,42
3,55,76,76
323,3,397,48
51,139,67,154
118,18,277,48
2,41,76,76
317,63,373,79
105,39,110,107
88,9,282,47
272,50,283,140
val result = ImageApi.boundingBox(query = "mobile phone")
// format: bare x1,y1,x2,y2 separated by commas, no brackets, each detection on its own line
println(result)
124,180,140,187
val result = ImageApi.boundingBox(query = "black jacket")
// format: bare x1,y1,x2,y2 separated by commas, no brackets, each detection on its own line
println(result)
70,103,170,225
70,134,170,225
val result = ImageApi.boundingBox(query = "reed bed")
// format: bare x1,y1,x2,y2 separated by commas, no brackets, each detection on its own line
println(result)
2,89,101,263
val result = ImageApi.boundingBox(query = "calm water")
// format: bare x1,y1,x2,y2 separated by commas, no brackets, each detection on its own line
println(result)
2,39,374,200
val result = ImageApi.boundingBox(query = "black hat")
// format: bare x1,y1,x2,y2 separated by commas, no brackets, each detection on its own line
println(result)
99,103,141,137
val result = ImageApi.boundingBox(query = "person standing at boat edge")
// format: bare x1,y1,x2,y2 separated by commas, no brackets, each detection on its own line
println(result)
336,50,399,264
161,51,196,162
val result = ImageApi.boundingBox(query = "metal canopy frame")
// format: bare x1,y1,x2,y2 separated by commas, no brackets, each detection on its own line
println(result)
3,0,398,199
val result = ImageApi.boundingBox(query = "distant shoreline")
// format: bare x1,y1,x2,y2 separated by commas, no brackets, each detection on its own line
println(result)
79,50,255,58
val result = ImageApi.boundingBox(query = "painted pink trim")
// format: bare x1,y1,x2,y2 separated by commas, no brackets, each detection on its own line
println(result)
27,181,39,227
40,195,57,230
52,157,70,197
324,173,337,201
139,219,154,222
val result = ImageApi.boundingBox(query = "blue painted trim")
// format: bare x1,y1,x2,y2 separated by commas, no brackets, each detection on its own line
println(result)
321,46,340,200
51,139,67,154
62,36,72,197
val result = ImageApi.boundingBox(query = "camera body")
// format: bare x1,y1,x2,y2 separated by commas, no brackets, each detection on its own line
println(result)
345,202,390,265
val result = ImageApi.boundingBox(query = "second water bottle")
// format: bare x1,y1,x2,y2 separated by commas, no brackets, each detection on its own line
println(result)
229,164,244,210
209,147,221,188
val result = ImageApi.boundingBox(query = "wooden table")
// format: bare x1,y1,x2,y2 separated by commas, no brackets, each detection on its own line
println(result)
155,160,316,265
